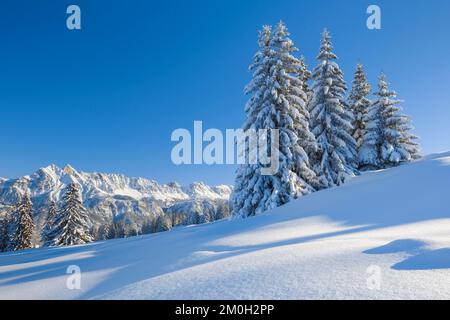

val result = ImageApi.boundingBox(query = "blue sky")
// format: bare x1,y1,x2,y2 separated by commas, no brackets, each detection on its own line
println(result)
0,0,449,185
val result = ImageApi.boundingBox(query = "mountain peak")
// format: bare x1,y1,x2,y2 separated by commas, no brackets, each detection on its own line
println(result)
40,164,60,172
184,181,231,200
34,164,63,180
63,164,77,176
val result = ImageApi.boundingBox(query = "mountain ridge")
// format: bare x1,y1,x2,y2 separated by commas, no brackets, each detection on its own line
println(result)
0,164,232,238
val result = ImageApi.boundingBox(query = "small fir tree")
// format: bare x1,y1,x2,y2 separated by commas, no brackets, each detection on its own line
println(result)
13,194,35,251
47,183,92,246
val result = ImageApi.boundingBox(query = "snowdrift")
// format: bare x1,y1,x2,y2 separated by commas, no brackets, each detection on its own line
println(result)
1,152,450,299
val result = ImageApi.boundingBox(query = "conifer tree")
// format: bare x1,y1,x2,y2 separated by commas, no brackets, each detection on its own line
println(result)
299,55,313,103
42,200,57,246
231,26,273,218
155,214,172,232
98,223,110,240
309,28,357,186
348,64,372,167
48,183,92,246
0,210,11,252
13,194,35,251
232,22,318,217
270,23,320,193
361,74,420,168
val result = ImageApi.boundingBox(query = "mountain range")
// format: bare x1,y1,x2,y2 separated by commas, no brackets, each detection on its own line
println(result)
0,164,232,237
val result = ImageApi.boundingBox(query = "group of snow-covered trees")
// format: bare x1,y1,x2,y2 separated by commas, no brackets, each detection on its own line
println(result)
231,22,420,218
0,183,92,252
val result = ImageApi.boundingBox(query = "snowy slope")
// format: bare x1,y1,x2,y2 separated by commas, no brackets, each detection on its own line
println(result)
1,152,450,299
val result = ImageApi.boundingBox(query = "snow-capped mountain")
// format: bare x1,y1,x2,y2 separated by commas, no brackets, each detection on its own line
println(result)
0,164,232,233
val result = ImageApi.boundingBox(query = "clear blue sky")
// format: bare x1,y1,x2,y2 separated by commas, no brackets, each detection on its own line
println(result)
0,0,449,185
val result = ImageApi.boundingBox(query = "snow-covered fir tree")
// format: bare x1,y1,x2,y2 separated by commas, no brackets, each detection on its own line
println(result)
309,28,357,187
400,130,421,161
231,21,319,218
348,63,372,167
41,200,57,246
13,194,35,251
274,25,321,193
299,55,313,103
342,101,356,164
97,223,110,240
360,74,420,169
47,183,93,246
155,214,172,232
0,210,11,252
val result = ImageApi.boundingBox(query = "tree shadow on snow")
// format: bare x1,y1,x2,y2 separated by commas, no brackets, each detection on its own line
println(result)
392,248,450,270
364,239,450,271
363,239,427,255
0,222,376,298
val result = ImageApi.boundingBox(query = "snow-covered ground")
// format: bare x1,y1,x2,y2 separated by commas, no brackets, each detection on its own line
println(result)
1,152,450,299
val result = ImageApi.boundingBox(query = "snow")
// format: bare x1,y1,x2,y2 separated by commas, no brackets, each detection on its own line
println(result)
1,152,450,299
